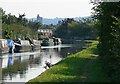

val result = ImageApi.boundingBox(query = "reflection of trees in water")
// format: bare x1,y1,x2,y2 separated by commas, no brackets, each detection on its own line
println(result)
2,54,42,79
0,58,2,80
2,58,29,79
0,58,2,78
40,41,85,59
29,54,42,68
53,48,61,54
59,41,85,58
2,42,85,80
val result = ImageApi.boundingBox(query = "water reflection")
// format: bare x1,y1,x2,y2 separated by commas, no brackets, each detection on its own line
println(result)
1,47,63,82
8,54,14,66
1,42,84,83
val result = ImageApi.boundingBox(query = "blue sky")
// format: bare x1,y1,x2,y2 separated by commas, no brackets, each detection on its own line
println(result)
0,0,94,18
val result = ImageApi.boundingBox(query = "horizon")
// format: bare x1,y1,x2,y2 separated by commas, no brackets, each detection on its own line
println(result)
0,0,94,19
29,16,90,19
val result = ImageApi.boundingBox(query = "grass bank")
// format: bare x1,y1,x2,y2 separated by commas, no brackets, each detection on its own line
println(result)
27,40,109,83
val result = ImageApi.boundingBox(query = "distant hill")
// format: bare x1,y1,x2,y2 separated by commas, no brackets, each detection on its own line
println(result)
43,18,64,25
29,16,90,25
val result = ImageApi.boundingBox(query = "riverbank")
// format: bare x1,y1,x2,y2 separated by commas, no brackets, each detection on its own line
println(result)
27,40,109,83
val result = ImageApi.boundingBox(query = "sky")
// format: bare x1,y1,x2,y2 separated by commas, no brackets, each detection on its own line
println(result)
0,0,94,18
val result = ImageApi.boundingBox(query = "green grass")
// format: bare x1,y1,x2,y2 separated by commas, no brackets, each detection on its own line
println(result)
27,40,109,83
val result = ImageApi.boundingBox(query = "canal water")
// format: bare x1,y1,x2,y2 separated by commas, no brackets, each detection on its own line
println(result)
0,41,85,83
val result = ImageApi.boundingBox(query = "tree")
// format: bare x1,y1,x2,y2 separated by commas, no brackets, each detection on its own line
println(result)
54,18,97,39
92,2,120,82
2,9,38,40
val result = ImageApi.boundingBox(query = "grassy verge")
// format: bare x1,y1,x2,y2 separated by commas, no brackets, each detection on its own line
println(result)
27,40,109,83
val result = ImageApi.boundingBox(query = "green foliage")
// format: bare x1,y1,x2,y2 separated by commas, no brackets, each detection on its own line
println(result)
54,18,97,39
2,23,37,39
2,60,29,79
92,2,120,82
2,9,40,39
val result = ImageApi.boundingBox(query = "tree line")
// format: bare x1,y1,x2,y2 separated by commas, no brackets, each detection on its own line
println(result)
1,8,57,40
1,8,41,40
1,7,97,41
92,2,120,82
54,18,97,40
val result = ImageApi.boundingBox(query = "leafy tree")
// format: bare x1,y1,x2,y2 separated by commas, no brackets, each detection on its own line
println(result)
92,2,120,82
2,9,38,40
54,18,97,39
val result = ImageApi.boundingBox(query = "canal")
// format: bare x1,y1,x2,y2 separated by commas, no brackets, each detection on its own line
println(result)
0,41,85,83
